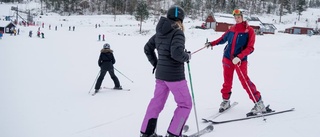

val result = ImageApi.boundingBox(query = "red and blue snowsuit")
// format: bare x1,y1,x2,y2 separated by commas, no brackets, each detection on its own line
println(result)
210,21,261,103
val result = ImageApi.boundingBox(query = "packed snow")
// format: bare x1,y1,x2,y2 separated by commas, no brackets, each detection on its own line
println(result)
1,3,320,137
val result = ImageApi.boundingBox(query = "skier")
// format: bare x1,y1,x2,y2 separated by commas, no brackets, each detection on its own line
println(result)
205,9,270,115
94,43,122,94
29,31,32,37
140,5,192,137
98,34,101,41
0,31,3,39
102,34,105,41
41,32,45,38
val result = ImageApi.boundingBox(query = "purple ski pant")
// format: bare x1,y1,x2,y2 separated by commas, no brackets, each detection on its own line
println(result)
141,79,192,136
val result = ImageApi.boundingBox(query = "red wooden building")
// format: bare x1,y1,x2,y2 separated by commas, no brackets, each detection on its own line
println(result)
285,27,314,34
205,14,261,34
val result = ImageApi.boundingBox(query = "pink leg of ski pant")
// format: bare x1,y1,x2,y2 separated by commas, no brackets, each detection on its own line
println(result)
140,79,192,136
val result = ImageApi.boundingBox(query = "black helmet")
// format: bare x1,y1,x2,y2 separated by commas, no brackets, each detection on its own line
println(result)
167,5,185,22
103,43,110,49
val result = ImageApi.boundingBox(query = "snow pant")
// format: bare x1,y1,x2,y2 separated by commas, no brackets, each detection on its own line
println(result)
94,69,120,90
221,57,261,103
140,79,192,136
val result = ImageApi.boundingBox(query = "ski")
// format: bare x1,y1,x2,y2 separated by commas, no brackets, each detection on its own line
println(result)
208,108,295,124
202,102,239,123
102,87,130,91
156,125,209,137
91,92,97,96
187,124,214,137
91,87,130,96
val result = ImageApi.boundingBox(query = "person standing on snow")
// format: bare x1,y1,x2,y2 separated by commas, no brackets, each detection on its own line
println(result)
94,43,122,94
140,5,192,137
0,31,3,39
29,31,32,37
205,9,270,116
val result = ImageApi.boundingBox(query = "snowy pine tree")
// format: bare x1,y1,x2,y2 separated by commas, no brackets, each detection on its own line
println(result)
135,0,149,34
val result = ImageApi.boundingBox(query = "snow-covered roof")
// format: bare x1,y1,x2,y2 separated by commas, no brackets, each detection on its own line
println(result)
213,14,235,24
248,20,262,27
0,21,13,27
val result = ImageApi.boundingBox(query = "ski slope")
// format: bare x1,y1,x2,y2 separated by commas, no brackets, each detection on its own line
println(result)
1,3,320,137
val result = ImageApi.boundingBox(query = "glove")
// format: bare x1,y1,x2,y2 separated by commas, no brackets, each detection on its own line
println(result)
186,51,191,63
232,57,241,65
205,42,212,48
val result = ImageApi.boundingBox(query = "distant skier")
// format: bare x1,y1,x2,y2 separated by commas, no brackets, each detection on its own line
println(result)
98,34,101,41
102,34,105,41
0,31,3,39
205,9,271,116
29,30,32,37
69,26,71,31
13,29,16,36
73,26,75,31
94,43,122,94
41,32,45,38
140,5,192,137
37,31,40,37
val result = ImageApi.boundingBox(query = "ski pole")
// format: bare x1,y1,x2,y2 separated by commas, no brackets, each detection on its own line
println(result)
187,62,200,134
191,46,206,55
88,71,100,94
235,64,267,121
114,67,134,83
191,38,208,55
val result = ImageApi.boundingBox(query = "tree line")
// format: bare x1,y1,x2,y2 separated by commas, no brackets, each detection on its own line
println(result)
2,0,318,20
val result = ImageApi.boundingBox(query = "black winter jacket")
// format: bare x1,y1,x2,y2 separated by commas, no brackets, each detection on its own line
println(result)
144,17,190,81
98,49,115,70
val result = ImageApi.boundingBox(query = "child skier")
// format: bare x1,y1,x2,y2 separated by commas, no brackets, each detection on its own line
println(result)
94,43,122,93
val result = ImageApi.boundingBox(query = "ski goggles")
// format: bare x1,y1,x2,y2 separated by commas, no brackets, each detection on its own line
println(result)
232,9,242,16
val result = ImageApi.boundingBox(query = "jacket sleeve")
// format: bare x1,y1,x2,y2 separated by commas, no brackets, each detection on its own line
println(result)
144,34,157,67
111,53,116,64
98,54,103,66
237,28,255,59
170,30,189,63
210,30,230,46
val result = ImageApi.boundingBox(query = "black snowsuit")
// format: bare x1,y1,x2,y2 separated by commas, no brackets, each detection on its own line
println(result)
94,48,121,90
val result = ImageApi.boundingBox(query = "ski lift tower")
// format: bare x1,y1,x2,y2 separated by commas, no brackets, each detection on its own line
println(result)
11,6,34,24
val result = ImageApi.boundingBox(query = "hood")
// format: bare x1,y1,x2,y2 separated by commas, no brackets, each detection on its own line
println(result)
101,48,113,53
156,17,179,35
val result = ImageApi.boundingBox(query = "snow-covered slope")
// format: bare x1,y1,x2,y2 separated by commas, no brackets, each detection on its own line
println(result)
1,3,320,137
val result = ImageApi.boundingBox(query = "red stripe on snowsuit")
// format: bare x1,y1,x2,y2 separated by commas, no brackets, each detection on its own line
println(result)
221,58,261,102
